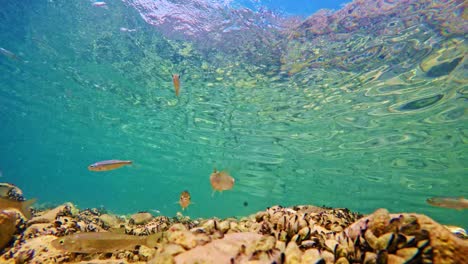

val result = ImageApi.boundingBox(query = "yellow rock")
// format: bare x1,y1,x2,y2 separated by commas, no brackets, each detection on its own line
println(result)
100,214,122,228
0,210,17,250
130,212,153,225
335,257,350,264
29,203,76,224
320,250,335,264
173,232,264,264
285,241,302,264
301,248,321,264
167,231,197,249
138,245,156,261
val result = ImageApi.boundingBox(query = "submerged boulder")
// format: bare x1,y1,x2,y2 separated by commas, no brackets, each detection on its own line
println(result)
0,210,18,251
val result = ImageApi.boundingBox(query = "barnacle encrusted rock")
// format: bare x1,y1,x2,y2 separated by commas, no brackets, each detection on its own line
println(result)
29,203,77,224
130,212,153,225
0,204,466,264
171,232,276,264
11,235,65,263
343,209,468,264
0,183,24,201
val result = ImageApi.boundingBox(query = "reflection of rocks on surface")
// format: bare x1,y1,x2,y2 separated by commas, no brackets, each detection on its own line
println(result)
282,0,466,77
1,202,467,264
419,38,465,78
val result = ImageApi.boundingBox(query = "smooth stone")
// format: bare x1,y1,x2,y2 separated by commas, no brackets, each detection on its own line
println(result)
130,212,153,225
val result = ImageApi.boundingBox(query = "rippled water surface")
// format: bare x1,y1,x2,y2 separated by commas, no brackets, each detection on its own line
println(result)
0,0,467,227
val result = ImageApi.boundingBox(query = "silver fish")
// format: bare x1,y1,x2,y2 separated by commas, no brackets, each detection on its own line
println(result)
426,196,468,210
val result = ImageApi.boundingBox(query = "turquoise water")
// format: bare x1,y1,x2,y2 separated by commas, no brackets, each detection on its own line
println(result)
0,0,467,227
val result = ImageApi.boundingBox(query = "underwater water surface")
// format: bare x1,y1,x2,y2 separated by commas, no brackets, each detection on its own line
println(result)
0,0,467,227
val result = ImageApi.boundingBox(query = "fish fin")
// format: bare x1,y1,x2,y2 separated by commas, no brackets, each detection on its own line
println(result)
213,167,217,173
219,171,229,177
109,227,126,234
146,232,163,248
126,161,133,165
21,198,37,220
211,190,215,197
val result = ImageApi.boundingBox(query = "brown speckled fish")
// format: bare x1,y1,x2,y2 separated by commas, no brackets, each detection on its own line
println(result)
51,232,162,253
210,169,235,195
426,196,468,210
88,160,132,171
179,190,191,210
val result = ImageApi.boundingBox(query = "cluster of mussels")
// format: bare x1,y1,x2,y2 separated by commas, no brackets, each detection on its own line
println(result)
1,190,467,264
0,183,25,202
148,205,467,264
1,204,172,263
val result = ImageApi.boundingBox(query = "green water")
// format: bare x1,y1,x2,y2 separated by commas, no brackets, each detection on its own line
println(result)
0,0,467,228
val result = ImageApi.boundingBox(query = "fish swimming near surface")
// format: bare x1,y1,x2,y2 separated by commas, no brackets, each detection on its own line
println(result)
120,27,137,32
210,168,235,195
92,1,107,7
178,190,191,210
426,196,468,210
88,160,132,171
0,197,36,219
0,47,21,61
172,74,180,96
51,232,161,253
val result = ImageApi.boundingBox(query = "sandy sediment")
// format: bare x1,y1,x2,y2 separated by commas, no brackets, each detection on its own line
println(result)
0,201,467,264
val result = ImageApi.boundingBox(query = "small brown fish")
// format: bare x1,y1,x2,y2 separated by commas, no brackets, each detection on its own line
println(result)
179,190,191,210
88,160,132,171
172,74,180,96
92,1,107,7
51,232,161,253
0,197,36,219
426,196,468,210
210,168,235,194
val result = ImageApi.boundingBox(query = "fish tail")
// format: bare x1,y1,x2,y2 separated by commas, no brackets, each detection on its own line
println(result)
146,233,163,248
21,198,37,219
